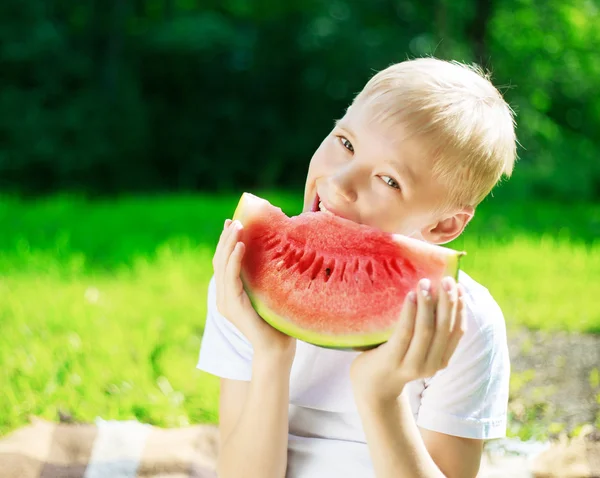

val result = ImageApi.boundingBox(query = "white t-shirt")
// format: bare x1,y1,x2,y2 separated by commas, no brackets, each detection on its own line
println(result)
197,271,510,478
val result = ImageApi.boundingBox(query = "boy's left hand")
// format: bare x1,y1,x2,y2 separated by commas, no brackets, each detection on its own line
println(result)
350,276,466,403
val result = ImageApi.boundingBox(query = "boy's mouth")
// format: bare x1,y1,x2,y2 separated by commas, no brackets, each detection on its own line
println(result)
310,194,342,218
311,194,321,212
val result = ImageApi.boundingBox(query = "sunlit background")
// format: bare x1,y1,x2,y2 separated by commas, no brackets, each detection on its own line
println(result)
1,0,599,447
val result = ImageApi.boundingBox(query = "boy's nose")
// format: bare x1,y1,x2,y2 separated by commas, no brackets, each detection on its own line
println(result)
329,168,358,203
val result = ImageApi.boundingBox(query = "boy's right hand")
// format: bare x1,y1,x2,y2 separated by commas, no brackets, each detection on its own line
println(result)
212,219,296,363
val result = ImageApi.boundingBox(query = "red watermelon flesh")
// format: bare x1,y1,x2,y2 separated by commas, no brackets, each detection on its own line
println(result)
233,193,465,349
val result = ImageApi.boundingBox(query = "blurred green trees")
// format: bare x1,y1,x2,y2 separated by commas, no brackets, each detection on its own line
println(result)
1,0,599,200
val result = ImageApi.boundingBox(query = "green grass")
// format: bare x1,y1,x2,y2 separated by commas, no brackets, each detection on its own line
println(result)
1,192,599,438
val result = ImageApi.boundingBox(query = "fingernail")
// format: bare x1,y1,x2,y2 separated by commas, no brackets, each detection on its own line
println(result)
224,218,231,227
234,220,243,230
457,284,464,297
442,276,454,293
407,291,417,303
419,278,431,296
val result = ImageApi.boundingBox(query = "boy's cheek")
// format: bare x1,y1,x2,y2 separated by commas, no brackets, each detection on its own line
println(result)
309,148,342,179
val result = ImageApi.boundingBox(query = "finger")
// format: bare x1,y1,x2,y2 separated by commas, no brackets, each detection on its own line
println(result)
226,241,246,298
213,219,234,275
386,291,418,360
425,276,457,371
214,220,238,307
222,221,243,276
440,285,467,368
403,278,436,367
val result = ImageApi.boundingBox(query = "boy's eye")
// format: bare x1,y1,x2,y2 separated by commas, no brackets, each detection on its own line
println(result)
339,137,354,153
381,175,401,190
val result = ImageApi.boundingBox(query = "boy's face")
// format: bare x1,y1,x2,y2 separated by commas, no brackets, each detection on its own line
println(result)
302,107,472,244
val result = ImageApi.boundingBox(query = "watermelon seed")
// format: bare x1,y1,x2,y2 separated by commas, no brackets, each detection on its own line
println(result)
382,260,393,278
288,249,305,272
291,248,306,268
339,262,347,282
400,257,417,276
366,261,374,284
263,237,282,250
390,259,403,276
310,256,324,280
283,249,297,268
271,242,290,260
297,250,317,274
324,263,336,283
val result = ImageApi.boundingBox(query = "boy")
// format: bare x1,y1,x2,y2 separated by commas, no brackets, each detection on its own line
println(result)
198,57,516,478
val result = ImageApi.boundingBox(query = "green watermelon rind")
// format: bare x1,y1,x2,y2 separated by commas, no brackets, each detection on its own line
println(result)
246,251,462,349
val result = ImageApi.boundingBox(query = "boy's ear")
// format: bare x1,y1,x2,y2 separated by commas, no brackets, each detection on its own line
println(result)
421,206,474,245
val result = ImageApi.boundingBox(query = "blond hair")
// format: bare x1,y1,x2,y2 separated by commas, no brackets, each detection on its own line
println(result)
350,57,517,208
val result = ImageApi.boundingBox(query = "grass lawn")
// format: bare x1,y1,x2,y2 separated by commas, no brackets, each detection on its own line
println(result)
1,192,599,438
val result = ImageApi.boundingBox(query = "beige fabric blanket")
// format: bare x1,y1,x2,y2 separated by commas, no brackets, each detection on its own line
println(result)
4,418,598,478
0,418,218,478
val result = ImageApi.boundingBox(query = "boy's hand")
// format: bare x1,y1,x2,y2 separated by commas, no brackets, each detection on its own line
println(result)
350,277,466,403
212,219,296,361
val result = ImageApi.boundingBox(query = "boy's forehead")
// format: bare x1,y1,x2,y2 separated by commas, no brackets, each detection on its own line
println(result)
338,109,428,160
342,102,414,138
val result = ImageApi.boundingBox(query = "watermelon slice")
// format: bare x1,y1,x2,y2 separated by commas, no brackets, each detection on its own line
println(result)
233,193,465,349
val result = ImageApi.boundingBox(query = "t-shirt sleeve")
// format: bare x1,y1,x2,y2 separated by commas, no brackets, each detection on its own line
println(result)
196,277,254,381
415,287,510,440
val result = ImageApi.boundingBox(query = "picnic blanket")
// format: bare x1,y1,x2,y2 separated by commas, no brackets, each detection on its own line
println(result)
0,418,218,478
2,417,598,478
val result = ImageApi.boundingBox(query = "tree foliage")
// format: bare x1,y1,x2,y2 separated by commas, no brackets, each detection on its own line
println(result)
1,0,598,199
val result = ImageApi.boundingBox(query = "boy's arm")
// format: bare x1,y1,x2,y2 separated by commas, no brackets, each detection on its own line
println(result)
420,427,483,477
217,352,293,478
209,219,297,478
355,391,482,478
352,278,483,478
